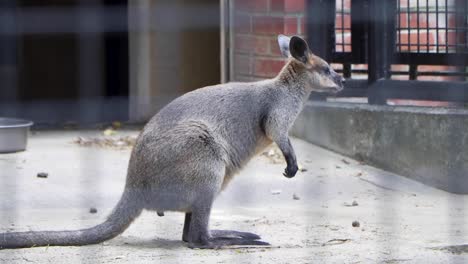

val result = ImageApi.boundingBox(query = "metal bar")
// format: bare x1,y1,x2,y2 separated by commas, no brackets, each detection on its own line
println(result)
332,79,468,101
371,79,468,102
338,69,468,77
417,0,420,52
341,0,345,52
397,0,401,52
407,0,411,52
394,52,468,65
343,63,352,78
445,0,448,53
351,0,368,63
426,0,429,52
436,0,439,53
367,0,397,104
409,64,418,80
306,0,336,62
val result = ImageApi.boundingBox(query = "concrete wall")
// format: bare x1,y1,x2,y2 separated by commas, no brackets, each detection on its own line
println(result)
291,101,468,194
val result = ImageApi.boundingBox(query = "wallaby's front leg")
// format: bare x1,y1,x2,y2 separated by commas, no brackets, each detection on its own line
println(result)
276,137,298,178
265,111,299,178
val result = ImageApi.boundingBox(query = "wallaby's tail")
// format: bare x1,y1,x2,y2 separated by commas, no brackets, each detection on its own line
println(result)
0,190,142,249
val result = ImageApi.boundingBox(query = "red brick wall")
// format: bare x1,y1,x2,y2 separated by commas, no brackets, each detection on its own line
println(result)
232,0,306,81
231,0,465,97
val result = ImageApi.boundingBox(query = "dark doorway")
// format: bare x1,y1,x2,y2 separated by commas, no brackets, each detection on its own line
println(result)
0,0,129,124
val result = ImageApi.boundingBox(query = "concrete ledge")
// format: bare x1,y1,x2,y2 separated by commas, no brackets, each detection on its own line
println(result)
291,101,468,194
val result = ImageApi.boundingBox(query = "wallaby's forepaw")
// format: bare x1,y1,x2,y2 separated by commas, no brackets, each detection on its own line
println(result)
283,164,298,178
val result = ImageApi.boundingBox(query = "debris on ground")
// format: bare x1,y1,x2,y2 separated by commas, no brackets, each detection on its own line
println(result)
322,238,351,246
89,207,98,214
103,128,117,136
344,200,359,207
37,172,48,178
298,163,308,172
270,189,282,195
111,121,122,129
341,159,350,165
352,221,360,227
293,193,300,200
260,145,284,164
73,136,137,149
432,244,468,254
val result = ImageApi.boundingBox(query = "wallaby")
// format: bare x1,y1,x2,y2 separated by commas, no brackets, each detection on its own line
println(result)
0,35,344,249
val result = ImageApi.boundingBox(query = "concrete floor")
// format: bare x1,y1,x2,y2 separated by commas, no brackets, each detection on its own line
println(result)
1,129,468,263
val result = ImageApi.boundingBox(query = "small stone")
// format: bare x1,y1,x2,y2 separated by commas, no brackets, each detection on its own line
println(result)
352,221,360,227
293,193,300,200
89,207,98,214
271,190,282,195
352,200,359,206
37,172,48,178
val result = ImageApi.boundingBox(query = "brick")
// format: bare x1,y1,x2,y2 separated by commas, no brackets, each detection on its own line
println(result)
335,32,351,52
336,0,351,11
398,13,408,28
391,64,409,72
235,35,253,51
408,13,438,29
234,13,251,34
270,0,305,13
270,37,281,55
448,13,456,28
234,54,251,75
270,0,284,12
284,17,298,35
235,0,269,12
299,16,305,34
418,65,462,82
343,0,351,10
335,14,351,29
438,31,457,46
388,99,457,107
252,16,284,34
254,58,285,77
254,37,271,55
398,31,435,51
235,35,270,55
285,0,305,13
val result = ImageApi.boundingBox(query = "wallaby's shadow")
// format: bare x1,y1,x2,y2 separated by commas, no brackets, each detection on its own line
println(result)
115,237,186,250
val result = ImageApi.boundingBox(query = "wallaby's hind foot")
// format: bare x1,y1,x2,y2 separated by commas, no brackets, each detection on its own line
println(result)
183,212,268,248
188,237,270,249
210,230,261,240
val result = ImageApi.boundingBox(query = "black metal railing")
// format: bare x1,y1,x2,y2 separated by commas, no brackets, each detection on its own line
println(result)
307,0,468,104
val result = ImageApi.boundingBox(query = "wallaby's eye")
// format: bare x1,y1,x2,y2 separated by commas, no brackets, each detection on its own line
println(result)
324,67,331,75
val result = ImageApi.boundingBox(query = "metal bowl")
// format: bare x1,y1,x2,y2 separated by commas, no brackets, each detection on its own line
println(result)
0,117,34,153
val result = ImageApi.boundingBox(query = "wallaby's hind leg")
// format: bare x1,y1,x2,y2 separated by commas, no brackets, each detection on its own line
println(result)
186,198,269,249
182,213,191,242
182,213,261,242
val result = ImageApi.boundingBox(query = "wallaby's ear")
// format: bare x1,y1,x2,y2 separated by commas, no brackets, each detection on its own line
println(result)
289,36,309,64
277,34,291,58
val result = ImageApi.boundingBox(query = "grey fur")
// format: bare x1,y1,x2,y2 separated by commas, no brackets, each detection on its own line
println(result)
0,35,344,249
